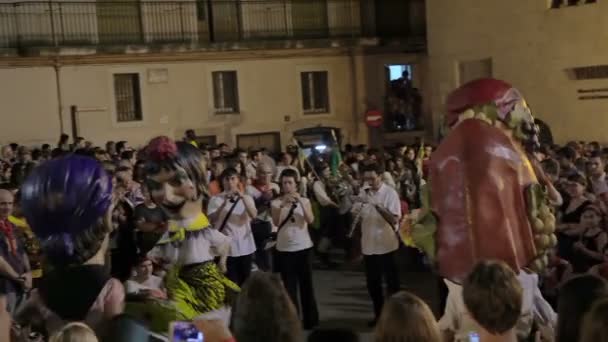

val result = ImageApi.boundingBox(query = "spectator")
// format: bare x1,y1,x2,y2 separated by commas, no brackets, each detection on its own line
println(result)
133,186,168,254
571,205,607,273
374,291,441,342
246,162,280,271
9,191,42,288
557,147,578,178
1,145,14,164
440,260,555,341
184,129,198,148
557,173,593,261
580,297,608,342
556,274,608,342
0,189,31,314
232,272,303,342
49,322,99,342
462,261,522,342
308,328,359,342
124,256,166,300
58,133,70,152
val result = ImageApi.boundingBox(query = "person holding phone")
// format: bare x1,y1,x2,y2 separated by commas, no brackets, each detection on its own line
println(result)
208,168,257,286
271,168,319,330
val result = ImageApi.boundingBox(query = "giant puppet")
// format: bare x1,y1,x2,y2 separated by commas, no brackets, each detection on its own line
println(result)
133,136,238,327
409,78,558,283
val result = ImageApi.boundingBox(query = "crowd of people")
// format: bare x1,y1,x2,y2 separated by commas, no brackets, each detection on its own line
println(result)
2,128,608,342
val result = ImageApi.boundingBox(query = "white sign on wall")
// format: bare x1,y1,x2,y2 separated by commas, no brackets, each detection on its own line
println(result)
147,68,169,84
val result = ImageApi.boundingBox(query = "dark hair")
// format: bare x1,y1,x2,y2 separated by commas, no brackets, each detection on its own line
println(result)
462,260,522,335
59,134,69,144
116,141,127,153
121,150,135,161
31,149,42,161
567,173,587,187
557,275,608,342
541,158,560,176
21,155,113,266
558,147,576,161
219,167,239,191
279,168,299,182
580,297,608,342
116,165,132,173
41,144,50,150
308,328,358,342
232,272,302,342
589,151,603,160
360,161,384,175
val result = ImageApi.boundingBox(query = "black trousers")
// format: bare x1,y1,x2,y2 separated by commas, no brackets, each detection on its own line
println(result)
276,248,319,329
227,254,253,286
364,251,400,319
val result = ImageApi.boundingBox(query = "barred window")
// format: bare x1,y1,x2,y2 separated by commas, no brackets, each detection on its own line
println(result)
212,71,239,114
301,71,329,114
113,73,142,122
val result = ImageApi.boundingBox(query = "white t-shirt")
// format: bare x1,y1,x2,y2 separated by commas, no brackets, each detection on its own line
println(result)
207,193,257,257
353,183,401,255
124,275,164,295
150,222,231,265
271,197,314,252
438,272,557,342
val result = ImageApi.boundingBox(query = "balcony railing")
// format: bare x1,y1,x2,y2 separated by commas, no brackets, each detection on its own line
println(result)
0,0,426,49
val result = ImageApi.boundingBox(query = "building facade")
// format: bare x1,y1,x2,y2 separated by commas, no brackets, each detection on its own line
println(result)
426,0,604,144
0,0,428,150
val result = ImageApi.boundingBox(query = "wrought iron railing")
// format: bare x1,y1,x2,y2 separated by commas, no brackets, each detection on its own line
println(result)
0,0,426,49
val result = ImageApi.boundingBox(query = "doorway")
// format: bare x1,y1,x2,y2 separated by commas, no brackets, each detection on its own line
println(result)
237,132,281,154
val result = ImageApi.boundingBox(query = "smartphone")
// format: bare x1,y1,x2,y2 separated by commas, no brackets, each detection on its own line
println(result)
468,332,480,342
169,321,204,342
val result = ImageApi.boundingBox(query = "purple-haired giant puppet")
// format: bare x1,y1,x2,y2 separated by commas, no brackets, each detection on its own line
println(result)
17,155,124,335
144,136,238,323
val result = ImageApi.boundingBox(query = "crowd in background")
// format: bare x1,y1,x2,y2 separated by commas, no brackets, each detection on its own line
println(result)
3,130,608,342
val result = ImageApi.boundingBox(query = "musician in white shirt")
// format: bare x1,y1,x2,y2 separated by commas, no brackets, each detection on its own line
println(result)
352,161,402,326
271,168,319,329
208,168,258,286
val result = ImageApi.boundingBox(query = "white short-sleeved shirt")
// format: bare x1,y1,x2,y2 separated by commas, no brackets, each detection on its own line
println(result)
124,275,164,295
354,183,401,255
271,198,314,252
438,272,557,341
207,193,257,257
150,222,231,265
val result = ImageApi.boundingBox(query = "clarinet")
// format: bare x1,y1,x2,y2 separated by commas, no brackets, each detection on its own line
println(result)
347,188,370,238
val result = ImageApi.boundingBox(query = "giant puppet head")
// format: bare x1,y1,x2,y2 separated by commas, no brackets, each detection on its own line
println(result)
411,79,556,283
21,155,113,267
446,78,540,152
144,136,208,220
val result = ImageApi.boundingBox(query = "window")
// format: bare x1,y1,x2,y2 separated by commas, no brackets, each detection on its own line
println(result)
301,71,329,114
196,0,206,21
212,71,239,114
551,0,596,8
113,73,142,122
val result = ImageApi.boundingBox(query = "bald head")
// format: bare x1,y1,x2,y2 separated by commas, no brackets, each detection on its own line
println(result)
0,189,14,219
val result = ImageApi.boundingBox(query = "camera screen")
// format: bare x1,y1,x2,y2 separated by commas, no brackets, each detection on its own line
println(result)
171,322,204,342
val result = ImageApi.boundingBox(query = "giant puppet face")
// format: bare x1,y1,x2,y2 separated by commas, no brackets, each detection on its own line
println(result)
446,79,540,152
144,136,207,220
412,79,555,283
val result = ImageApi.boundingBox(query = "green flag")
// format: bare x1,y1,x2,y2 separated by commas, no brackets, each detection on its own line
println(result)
330,146,342,176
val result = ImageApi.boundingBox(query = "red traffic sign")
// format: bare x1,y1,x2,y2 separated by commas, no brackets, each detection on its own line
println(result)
365,110,383,128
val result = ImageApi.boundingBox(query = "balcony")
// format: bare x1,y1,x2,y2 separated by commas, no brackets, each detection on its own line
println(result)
0,0,426,54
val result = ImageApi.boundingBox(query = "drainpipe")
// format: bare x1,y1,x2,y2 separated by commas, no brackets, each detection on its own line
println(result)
348,46,360,143
53,58,65,135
